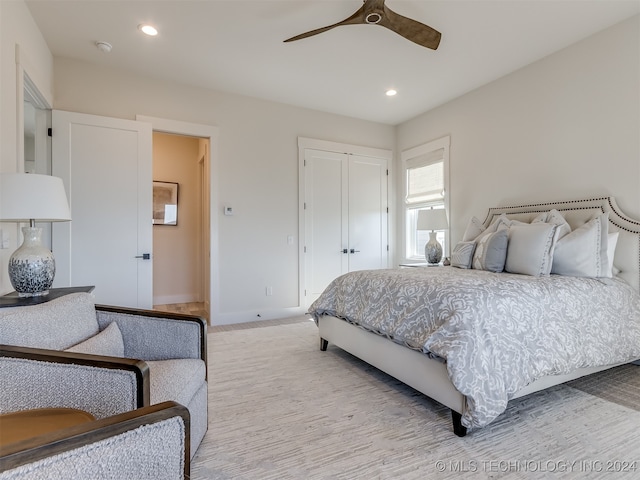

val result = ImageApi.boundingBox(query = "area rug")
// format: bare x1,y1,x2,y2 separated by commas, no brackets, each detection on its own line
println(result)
191,320,640,479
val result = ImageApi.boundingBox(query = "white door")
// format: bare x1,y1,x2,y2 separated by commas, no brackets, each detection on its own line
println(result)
347,155,388,272
52,111,153,308
304,149,388,305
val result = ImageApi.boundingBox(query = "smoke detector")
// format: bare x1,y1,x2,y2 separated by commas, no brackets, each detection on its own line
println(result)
95,41,112,53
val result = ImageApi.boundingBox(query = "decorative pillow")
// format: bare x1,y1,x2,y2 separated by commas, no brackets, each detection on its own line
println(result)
532,209,571,239
606,232,619,277
65,322,125,357
551,213,610,277
451,241,476,269
485,213,512,234
472,229,508,272
505,223,559,276
462,216,485,242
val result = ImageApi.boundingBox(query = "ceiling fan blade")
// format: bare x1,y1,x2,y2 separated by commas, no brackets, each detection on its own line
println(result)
380,5,441,50
284,5,366,43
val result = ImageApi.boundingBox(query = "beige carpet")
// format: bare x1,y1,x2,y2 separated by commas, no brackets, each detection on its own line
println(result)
191,320,640,479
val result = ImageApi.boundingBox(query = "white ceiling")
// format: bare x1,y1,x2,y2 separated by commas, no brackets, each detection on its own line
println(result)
25,1,640,125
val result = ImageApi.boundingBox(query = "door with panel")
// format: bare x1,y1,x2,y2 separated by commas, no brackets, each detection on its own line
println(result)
304,149,388,306
52,110,153,308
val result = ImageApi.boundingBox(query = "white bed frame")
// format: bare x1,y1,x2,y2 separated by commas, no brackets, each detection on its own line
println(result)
318,197,640,436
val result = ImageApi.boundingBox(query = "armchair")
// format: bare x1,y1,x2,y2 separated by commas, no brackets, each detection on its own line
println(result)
0,401,190,480
0,293,207,460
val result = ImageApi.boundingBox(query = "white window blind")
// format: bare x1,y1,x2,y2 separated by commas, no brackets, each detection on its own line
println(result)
405,148,444,205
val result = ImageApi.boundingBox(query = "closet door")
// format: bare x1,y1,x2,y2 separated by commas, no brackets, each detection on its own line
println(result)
304,149,388,306
348,155,388,272
304,149,349,303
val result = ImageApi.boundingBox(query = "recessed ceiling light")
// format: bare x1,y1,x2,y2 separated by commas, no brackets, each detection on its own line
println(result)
386,89,397,97
138,24,158,36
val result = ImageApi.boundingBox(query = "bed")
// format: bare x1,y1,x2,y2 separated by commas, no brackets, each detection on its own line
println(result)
308,197,640,436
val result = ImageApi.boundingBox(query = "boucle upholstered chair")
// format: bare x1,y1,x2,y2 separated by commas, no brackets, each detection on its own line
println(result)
0,401,190,480
0,293,207,460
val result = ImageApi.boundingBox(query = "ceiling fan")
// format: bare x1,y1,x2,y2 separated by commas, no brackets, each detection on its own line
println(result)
284,0,441,50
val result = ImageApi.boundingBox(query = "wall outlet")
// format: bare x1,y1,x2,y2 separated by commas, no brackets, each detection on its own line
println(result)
265,286,273,296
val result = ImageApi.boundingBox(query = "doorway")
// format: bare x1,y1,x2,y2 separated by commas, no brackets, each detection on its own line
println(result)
152,132,210,321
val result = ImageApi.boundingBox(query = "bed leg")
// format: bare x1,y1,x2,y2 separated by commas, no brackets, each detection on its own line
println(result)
320,338,328,351
451,410,467,437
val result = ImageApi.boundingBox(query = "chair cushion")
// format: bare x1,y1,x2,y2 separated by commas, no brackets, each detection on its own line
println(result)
0,293,98,350
146,359,206,407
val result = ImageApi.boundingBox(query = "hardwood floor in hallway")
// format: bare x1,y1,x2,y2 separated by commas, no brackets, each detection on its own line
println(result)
153,302,208,322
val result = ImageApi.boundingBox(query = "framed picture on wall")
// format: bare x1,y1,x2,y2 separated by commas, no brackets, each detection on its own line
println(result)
153,181,179,225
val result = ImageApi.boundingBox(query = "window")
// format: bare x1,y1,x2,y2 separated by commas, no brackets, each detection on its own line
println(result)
401,136,450,261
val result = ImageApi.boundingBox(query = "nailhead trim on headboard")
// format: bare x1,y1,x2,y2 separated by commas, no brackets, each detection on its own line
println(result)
482,197,640,293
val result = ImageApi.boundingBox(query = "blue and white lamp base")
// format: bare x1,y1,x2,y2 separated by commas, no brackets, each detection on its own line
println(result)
425,231,443,265
8,227,55,297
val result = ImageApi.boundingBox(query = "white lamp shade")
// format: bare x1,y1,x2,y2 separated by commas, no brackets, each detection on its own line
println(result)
0,173,71,222
417,208,448,231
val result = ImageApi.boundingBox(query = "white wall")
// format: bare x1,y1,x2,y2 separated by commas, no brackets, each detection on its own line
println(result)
397,16,640,248
53,58,396,323
0,0,53,294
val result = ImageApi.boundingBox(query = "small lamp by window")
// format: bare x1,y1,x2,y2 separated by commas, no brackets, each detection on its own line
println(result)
417,208,448,264
0,173,71,297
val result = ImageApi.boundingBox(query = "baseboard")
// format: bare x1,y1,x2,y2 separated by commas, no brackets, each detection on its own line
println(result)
210,306,308,326
153,294,201,305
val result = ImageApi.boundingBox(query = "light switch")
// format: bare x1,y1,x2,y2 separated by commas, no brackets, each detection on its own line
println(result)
287,235,294,245
0,229,9,249
224,206,233,216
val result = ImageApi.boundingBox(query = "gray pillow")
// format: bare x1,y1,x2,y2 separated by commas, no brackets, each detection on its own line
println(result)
451,241,476,269
505,223,559,276
65,322,125,357
472,229,508,272
551,213,610,277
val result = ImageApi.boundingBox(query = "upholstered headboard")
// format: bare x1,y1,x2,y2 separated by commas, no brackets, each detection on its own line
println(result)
483,197,640,293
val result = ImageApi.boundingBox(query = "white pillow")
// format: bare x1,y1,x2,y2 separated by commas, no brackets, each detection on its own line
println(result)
462,216,485,242
505,223,559,276
606,232,619,277
551,213,610,278
451,241,476,269
533,209,571,239
65,322,125,357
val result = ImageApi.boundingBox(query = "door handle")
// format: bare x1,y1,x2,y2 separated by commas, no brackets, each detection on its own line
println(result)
350,249,360,254
135,253,151,260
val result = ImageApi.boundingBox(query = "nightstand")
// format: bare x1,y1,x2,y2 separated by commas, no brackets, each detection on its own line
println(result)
399,263,442,268
0,286,95,308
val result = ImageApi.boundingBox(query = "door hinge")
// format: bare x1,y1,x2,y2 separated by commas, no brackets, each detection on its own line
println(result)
304,159,306,167
387,245,389,251
304,202,306,210
386,169,389,176
304,246,307,253
47,128,52,137
386,207,389,213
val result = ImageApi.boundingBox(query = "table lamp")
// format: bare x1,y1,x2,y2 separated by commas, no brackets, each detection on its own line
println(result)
417,208,448,264
0,173,71,297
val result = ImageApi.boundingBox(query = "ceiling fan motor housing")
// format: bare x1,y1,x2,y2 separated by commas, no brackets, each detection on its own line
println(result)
365,11,383,24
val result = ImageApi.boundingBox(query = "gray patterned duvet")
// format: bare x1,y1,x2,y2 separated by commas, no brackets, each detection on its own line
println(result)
308,267,640,429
